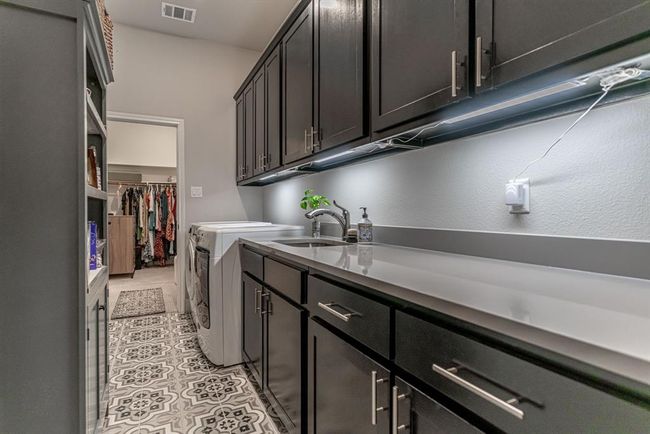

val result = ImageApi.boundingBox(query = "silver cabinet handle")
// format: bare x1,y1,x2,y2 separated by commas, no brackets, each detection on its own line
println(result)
432,364,525,420
260,292,270,316
254,289,261,313
475,36,482,88
317,302,357,322
371,371,387,425
451,50,458,97
310,126,319,151
304,129,309,153
391,386,408,433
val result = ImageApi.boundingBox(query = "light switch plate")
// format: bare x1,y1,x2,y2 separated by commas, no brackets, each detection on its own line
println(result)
191,186,203,198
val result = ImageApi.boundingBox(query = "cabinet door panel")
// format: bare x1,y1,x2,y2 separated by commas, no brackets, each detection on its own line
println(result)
371,0,469,133
283,3,314,164
253,68,266,176
265,46,282,170
236,95,245,181
315,0,365,150
242,274,263,382
394,377,482,434
267,291,305,430
244,82,255,179
99,286,108,396
309,319,389,434
87,300,99,433
476,0,650,91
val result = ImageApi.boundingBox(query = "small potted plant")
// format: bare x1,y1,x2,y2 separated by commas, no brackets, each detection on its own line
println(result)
300,189,331,238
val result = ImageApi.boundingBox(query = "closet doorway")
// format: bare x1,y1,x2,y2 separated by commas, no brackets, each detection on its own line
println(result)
105,112,186,316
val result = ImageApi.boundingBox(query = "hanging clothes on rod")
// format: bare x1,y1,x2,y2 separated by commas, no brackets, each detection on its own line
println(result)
117,183,177,266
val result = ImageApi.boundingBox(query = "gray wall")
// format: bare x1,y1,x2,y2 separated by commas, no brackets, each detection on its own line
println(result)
264,93,650,241
108,23,264,230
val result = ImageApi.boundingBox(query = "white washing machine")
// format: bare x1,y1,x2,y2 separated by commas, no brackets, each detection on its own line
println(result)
185,221,270,314
189,222,303,366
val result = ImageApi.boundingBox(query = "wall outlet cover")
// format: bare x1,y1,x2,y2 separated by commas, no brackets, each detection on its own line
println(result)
506,178,530,214
191,186,203,198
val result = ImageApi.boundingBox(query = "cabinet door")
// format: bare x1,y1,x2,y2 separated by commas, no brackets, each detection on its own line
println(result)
394,377,482,434
371,0,469,133
283,2,314,164
308,319,390,434
475,0,650,92
242,274,263,383
99,286,108,398
253,68,266,176
315,0,365,151
265,46,282,171
236,94,245,181
267,291,306,430
86,300,100,433
244,82,255,179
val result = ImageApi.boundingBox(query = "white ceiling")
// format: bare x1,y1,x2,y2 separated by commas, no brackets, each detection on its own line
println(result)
105,0,300,51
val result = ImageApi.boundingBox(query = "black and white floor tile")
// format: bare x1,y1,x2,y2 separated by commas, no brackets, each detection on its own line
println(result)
104,313,284,434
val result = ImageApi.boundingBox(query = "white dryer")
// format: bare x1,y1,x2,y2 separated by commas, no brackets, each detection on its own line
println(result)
190,222,303,366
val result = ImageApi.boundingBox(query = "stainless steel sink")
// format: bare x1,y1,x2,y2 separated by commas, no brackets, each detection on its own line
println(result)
274,238,349,248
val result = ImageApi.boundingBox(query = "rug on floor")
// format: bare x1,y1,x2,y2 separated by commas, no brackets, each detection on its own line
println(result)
111,288,166,319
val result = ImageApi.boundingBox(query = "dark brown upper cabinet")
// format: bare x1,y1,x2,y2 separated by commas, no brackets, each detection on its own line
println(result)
235,94,246,181
314,0,366,151
282,2,314,165
243,82,255,179
371,0,470,134
253,68,266,176
265,45,283,171
475,0,650,93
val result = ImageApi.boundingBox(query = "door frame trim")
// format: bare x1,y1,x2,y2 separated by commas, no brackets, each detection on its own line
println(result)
106,111,187,314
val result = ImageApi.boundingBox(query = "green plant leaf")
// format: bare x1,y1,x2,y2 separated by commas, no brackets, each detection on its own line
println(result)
300,201,307,210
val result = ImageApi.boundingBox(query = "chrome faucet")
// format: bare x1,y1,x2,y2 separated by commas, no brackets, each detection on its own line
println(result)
304,200,353,242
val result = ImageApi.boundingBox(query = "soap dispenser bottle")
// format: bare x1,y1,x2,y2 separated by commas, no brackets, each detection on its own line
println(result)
358,207,373,242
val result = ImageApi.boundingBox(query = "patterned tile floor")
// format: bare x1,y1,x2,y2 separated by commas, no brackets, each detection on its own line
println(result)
104,313,285,434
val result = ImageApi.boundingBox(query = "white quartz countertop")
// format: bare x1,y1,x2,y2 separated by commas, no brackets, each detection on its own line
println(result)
240,237,650,386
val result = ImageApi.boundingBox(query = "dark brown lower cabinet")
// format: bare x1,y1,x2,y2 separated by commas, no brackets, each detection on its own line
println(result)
308,318,484,434
267,290,306,431
308,319,390,434
394,377,482,434
242,274,263,384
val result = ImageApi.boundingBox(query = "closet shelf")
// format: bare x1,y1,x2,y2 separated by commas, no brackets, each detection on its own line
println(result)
87,185,108,200
86,94,107,138
88,266,108,292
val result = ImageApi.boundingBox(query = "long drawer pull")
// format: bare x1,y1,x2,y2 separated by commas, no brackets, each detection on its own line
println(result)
391,386,409,433
260,292,270,317
254,289,261,313
432,364,525,420
371,371,387,425
317,302,358,322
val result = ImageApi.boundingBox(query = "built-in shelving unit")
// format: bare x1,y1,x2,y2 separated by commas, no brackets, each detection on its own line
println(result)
82,1,114,433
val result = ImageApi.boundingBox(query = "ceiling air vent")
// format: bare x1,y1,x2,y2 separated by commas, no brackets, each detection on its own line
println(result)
161,2,196,23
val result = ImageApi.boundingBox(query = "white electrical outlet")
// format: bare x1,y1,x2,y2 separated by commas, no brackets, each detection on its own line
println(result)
191,186,203,198
505,178,530,214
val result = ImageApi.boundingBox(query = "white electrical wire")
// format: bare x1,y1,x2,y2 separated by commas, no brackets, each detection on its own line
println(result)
512,67,642,182
387,121,446,145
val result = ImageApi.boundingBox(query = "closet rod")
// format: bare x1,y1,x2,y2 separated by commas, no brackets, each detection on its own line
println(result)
108,181,176,186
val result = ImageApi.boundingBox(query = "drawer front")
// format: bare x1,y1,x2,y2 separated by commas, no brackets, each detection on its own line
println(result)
264,257,305,304
308,276,390,358
395,311,650,433
241,246,263,281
